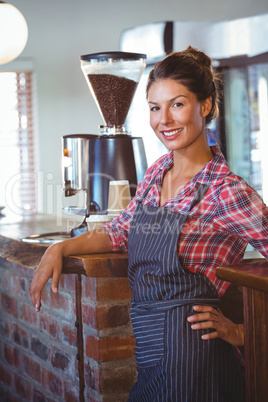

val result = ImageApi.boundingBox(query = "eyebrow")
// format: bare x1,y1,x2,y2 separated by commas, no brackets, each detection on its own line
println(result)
148,94,188,104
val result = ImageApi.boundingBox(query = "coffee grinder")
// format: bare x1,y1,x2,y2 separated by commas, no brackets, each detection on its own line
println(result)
62,52,148,235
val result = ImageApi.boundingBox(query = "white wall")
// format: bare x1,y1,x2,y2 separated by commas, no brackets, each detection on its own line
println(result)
7,0,268,216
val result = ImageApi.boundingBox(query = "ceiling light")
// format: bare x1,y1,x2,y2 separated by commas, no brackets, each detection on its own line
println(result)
0,1,28,64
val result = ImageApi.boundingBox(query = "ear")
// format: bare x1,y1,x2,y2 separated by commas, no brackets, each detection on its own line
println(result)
201,96,212,118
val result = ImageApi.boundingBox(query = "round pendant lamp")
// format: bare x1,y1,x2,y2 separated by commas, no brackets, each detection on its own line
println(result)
0,1,28,64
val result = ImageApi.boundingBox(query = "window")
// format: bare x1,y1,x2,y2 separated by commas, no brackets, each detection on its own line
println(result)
0,68,38,215
222,58,268,202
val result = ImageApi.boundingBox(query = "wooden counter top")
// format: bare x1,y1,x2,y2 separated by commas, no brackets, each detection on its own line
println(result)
0,212,265,278
0,213,128,277
216,261,268,293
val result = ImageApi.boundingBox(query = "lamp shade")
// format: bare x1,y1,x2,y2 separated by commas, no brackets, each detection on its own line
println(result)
0,1,28,64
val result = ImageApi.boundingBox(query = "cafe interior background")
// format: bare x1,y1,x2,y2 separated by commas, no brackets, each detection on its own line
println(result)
1,0,268,232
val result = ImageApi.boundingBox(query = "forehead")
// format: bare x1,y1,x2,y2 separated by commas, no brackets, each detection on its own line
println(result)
147,79,195,101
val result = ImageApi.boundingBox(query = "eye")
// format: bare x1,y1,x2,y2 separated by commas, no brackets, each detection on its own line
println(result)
173,102,183,108
150,106,160,112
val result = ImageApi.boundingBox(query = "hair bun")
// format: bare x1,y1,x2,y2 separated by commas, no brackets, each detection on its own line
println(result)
184,46,211,68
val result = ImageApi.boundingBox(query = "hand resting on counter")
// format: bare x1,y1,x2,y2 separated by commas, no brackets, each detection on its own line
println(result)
29,228,112,312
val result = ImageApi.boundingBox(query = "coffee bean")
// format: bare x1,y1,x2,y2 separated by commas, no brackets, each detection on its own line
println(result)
87,74,138,126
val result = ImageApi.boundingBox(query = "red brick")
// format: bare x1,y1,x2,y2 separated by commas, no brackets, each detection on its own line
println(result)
82,302,97,327
4,343,20,367
60,273,76,293
33,388,46,402
99,336,135,361
50,289,70,314
31,337,49,361
0,319,10,339
0,386,21,402
84,362,100,391
64,381,79,402
96,278,133,300
38,284,50,308
83,277,97,300
96,304,130,329
61,324,77,347
42,368,63,397
85,336,99,360
40,312,60,339
10,274,28,297
15,264,35,279
11,323,29,349
0,268,10,291
14,372,31,399
83,302,131,330
51,349,70,372
23,355,41,383
85,335,135,361
2,293,18,318
20,303,39,326
100,365,137,393
0,362,12,386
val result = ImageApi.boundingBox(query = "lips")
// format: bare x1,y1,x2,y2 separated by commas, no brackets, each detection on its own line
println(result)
162,128,183,138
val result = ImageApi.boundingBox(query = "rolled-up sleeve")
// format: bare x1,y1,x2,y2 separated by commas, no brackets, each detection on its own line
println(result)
102,203,136,252
217,179,268,256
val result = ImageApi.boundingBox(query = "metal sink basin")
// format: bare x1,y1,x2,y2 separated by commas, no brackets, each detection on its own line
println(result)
20,231,71,244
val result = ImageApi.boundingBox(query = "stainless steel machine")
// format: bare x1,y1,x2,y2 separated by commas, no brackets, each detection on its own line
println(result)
62,52,148,233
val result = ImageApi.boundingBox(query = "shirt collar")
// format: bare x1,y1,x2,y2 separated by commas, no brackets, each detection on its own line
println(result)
196,146,231,185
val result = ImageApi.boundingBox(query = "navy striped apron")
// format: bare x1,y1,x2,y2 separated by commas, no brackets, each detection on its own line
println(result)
127,179,244,402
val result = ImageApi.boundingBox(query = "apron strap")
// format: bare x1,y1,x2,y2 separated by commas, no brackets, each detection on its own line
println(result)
140,173,158,200
189,184,210,211
140,171,210,211
131,297,220,312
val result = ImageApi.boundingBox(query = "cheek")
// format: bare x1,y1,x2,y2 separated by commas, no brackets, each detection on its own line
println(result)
149,114,158,129
189,109,203,127
173,108,189,123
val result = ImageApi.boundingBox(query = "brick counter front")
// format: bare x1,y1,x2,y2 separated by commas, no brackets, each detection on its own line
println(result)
0,234,137,402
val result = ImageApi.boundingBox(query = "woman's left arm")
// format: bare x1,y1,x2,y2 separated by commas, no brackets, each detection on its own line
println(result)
187,305,244,346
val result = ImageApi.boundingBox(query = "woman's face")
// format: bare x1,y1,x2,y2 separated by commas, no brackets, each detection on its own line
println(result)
147,79,211,152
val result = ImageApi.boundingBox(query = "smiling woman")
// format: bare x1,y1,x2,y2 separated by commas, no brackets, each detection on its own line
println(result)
0,69,37,215
30,46,268,402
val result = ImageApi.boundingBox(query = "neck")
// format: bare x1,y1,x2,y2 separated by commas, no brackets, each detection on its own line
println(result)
172,140,213,179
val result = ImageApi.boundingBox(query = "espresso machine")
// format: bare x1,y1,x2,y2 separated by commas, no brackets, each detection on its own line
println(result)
62,52,148,234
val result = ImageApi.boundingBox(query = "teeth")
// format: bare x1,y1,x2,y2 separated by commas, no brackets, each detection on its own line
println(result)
163,128,182,137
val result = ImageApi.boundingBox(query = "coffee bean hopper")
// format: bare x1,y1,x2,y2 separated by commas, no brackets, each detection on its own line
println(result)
62,52,148,235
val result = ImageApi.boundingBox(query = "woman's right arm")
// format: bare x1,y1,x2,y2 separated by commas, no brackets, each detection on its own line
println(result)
29,228,112,312
30,159,161,312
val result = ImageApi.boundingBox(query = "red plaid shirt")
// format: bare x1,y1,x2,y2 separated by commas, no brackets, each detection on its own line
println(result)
103,146,268,296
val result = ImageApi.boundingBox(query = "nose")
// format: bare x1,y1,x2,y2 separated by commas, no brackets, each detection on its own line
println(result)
160,107,173,125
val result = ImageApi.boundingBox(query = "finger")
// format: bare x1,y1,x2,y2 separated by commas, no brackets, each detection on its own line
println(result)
34,297,41,312
201,331,219,340
191,320,216,330
187,312,217,323
193,305,217,313
30,266,52,311
29,280,41,312
51,267,61,293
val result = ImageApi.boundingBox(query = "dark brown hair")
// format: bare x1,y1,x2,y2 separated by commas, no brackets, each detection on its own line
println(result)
146,46,220,125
